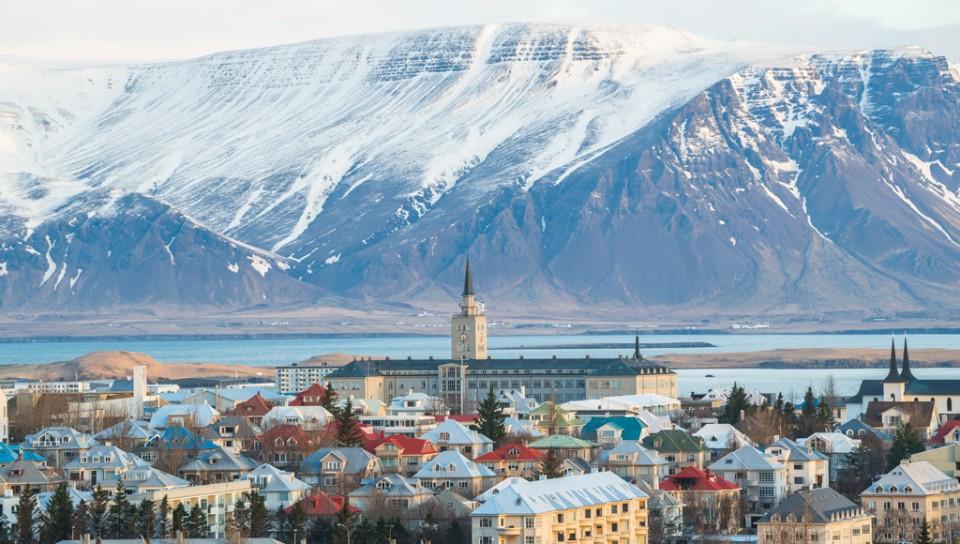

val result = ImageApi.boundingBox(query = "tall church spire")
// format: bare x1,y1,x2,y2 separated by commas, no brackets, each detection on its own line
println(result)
462,258,474,297
901,336,915,381
633,335,643,360
884,336,902,382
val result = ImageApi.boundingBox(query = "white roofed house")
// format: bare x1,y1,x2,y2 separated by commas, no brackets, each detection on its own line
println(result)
260,405,333,431
388,390,447,416
241,463,311,510
21,427,97,470
93,419,160,450
149,402,220,429
496,388,539,418
561,394,681,418
299,447,382,494
100,465,190,494
418,418,494,458
861,461,960,544
798,432,861,483
694,423,756,461
413,449,497,499
764,437,829,493
348,473,433,513
596,441,669,488
63,443,149,488
471,472,649,544
177,447,258,485
180,388,288,412
708,446,788,526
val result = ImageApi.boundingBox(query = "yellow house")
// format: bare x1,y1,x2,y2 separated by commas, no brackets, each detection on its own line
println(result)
860,461,960,543
471,472,649,544
757,488,873,544
911,442,960,479
129,479,251,538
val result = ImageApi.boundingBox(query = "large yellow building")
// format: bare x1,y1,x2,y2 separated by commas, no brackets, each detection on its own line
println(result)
326,263,677,413
860,461,960,543
757,488,873,544
471,472,649,544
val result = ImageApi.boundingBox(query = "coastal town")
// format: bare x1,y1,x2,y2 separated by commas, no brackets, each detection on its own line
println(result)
0,265,955,543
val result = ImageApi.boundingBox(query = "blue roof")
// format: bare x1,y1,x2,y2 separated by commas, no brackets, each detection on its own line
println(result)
155,427,217,451
0,443,44,464
581,416,646,441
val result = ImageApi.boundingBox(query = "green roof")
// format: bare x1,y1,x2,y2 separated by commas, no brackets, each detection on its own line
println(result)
530,435,596,449
642,430,707,453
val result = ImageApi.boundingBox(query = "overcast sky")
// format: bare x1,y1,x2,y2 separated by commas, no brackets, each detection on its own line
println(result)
3,0,959,62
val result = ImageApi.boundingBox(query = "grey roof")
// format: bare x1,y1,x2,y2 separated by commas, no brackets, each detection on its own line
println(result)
0,459,60,486
472,472,647,515
300,447,377,476
760,488,864,524
102,466,189,491
23,427,96,450
562,457,592,475
414,450,496,480
57,540,284,544
349,473,428,500
598,441,666,466
839,419,892,441
94,419,159,442
634,478,682,510
179,447,257,473
328,356,674,379
64,444,149,471
766,438,828,463
419,419,493,446
37,487,92,511
710,446,783,472
243,463,311,494
209,416,262,439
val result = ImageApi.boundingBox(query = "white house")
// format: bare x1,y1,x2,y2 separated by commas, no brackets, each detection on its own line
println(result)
764,437,829,492
709,446,788,525
694,424,756,460
418,419,493,458
241,463,311,510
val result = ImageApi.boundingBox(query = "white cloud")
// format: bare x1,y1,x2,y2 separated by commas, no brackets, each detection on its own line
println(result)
1,0,958,61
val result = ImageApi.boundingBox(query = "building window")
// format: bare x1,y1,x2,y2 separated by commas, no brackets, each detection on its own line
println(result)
480,518,492,528
525,518,534,529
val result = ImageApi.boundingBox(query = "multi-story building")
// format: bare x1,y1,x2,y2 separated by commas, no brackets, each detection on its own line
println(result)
359,413,437,437
764,437,829,492
419,418,494,458
596,441,668,488
642,430,709,475
797,432,861,483
861,461,960,543
471,472,649,544
367,434,438,476
129,479,252,539
912,442,960,478
299,447,382,494
694,424,756,461
275,361,348,395
21,426,96,469
325,264,677,412
529,435,596,461
414,449,497,499
660,467,741,534
241,463,311,510
63,443,150,488
15,381,91,394
757,488,873,544
348,473,433,512
475,444,545,480
708,446,788,525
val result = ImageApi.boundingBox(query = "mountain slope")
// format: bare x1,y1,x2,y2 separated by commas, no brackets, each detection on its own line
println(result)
0,24,958,319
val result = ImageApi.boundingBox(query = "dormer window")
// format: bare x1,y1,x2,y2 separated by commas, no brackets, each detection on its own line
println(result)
439,432,450,442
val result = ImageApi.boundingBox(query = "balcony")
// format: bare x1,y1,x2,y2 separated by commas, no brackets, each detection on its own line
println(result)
496,525,521,536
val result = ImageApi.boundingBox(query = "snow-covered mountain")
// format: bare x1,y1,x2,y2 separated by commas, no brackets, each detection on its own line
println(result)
0,24,958,318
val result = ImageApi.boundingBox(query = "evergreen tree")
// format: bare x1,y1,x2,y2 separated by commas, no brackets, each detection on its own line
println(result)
171,504,187,537
40,483,74,544
333,499,355,544
71,500,87,542
538,447,564,479
388,518,412,544
14,487,37,544
186,504,208,538
816,394,834,431
797,387,819,435
720,383,749,424
233,496,250,538
321,381,339,415
445,520,467,544
87,486,110,538
471,385,506,444
309,518,333,543
888,422,924,469
917,518,933,544
136,499,155,540
353,518,377,542
107,482,134,538
273,506,289,541
248,492,271,537
336,397,365,447
157,496,170,538
417,513,440,544
773,393,785,415
288,502,307,544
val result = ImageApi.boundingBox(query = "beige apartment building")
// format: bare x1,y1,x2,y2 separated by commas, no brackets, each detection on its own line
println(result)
471,472,649,544
758,488,873,544
129,479,252,538
861,461,960,543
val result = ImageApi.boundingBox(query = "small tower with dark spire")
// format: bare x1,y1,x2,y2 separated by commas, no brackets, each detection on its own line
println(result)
883,336,907,401
633,335,643,361
451,258,487,360
884,337,902,383
900,336,915,382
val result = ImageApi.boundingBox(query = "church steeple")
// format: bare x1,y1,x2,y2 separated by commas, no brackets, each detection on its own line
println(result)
462,258,474,297
633,335,643,360
900,336,915,381
884,336,902,382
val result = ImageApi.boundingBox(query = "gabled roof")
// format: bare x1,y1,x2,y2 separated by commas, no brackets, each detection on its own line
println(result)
798,433,862,455
472,472,647,515
503,416,544,438
694,424,756,450
102,466,189,491
419,419,493,446
255,423,314,445
374,435,437,456
765,438,828,463
290,384,328,407
328,356,675,380
94,419,159,442
179,448,257,473
838,419,892,442
0,443,44,464
23,427,96,450
301,448,377,475
864,401,936,428
930,420,960,445
861,461,959,496
475,444,545,463
153,426,218,451
208,416,262,440
709,446,783,472
149,403,219,428
598,441,665,467
661,467,740,492
0,458,60,485
243,464,311,494
414,450,495,480
64,444,149,470
261,406,333,428
37,487,92,511
223,393,274,418
581,417,646,441
761,488,864,524
349,473,429,499
642,430,708,453
529,435,595,450
290,491,358,516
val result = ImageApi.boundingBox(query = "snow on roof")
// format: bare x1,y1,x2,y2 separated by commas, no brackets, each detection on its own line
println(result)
561,394,680,413
694,424,756,450
861,461,960,496
598,441,665,466
472,472,647,516
149,403,220,428
709,446,783,472
64,444,149,470
797,432,861,454
243,463,311,493
414,449,496,480
419,418,493,446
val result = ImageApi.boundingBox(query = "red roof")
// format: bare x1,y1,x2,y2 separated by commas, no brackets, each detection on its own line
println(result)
224,392,272,417
435,414,478,424
930,420,960,445
287,491,358,516
290,383,329,407
475,443,545,462
255,423,313,445
378,435,438,456
660,467,740,492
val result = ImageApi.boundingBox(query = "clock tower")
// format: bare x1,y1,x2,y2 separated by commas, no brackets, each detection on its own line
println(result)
451,258,487,360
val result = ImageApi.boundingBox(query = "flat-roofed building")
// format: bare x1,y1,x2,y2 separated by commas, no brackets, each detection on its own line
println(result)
471,471,649,544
